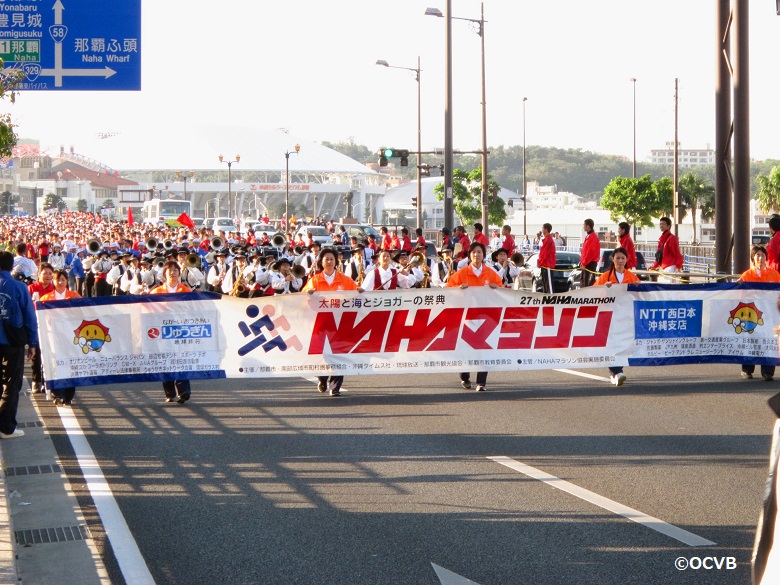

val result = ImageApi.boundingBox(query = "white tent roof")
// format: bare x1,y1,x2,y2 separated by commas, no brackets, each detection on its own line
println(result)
30,127,375,174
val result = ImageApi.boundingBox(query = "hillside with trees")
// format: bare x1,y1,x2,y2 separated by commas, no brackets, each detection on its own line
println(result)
321,138,780,202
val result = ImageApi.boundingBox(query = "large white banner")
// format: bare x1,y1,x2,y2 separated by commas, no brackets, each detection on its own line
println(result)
37,287,633,390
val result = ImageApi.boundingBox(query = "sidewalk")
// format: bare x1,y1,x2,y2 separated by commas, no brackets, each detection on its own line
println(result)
0,382,110,585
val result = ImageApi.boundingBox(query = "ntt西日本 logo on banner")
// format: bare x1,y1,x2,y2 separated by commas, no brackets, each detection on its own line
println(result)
634,301,702,339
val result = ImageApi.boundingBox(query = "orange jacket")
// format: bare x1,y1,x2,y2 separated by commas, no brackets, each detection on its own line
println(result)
150,283,192,294
39,290,82,302
594,268,641,286
302,271,358,292
446,264,503,288
740,267,780,283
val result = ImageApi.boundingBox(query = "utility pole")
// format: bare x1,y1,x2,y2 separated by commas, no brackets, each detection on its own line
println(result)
673,78,679,238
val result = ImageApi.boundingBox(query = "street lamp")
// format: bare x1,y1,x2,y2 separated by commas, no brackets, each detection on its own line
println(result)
522,97,528,237
425,2,454,232
284,144,301,232
218,154,240,218
426,2,488,231
175,170,195,199
376,57,423,230
630,77,637,179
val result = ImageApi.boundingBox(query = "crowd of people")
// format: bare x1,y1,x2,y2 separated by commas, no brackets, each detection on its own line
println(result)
0,208,735,430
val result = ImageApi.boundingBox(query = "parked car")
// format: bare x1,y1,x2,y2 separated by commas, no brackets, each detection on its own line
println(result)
515,251,581,293
202,218,215,231
212,217,238,235
568,249,649,289
242,220,275,236
295,225,332,246
333,223,380,242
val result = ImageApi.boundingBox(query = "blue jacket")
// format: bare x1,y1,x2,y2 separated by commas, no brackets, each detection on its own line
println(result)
70,257,86,279
0,271,39,347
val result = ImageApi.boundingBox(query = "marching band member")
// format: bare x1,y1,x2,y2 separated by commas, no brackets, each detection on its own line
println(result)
271,258,303,294
117,255,141,295
207,250,229,293
429,248,453,288
491,248,522,288
91,250,114,297
447,242,502,392
344,245,368,283
302,247,358,397
128,258,157,295
107,252,134,296
177,247,205,291
301,241,321,274
222,252,251,296
357,249,417,292
396,249,425,287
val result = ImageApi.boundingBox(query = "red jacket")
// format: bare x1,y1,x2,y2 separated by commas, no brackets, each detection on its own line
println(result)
538,234,556,269
580,231,600,266
473,232,489,247
655,230,683,270
401,236,413,252
767,232,780,271
619,233,637,269
502,234,516,253
456,234,470,259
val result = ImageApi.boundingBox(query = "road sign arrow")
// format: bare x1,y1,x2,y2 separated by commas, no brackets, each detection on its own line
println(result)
431,563,482,585
40,66,117,79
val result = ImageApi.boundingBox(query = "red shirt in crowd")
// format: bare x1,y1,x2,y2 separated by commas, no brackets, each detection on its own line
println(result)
580,230,601,266
538,234,556,269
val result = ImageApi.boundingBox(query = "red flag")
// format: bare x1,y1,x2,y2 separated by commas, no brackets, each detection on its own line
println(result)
177,212,195,229
127,207,134,225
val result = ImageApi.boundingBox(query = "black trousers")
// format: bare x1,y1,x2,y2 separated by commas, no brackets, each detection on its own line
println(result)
742,364,775,378
94,278,112,297
31,345,42,385
580,261,598,288
318,376,344,392
460,372,487,385
52,386,76,402
0,345,25,435
162,379,191,399
540,267,554,293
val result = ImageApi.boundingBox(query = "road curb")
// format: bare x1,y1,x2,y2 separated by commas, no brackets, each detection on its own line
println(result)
0,432,19,585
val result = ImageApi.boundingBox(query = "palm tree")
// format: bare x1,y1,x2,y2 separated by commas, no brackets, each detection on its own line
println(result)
756,166,780,213
677,173,715,244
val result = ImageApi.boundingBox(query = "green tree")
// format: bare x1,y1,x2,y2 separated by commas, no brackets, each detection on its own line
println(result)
102,198,115,209
756,165,780,213
434,167,506,227
678,173,715,243
652,177,674,217
43,192,64,212
0,59,24,158
600,175,658,230
76,198,88,212
0,190,13,214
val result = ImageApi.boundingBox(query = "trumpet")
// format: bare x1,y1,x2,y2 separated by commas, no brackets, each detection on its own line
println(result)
186,252,201,268
163,239,175,251
146,237,158,251
86,238,102,255
211,236,224,251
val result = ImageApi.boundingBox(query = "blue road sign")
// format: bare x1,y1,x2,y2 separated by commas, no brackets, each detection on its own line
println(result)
0,0,141,91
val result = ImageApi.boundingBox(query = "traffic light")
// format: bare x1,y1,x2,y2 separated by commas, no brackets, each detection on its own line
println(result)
398,149,409,167
379,151,388,167
379,148,409,166
411,198,418,208
419,164,430,177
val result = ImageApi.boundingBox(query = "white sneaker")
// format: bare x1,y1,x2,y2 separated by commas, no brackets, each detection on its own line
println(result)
615,373,626,387
0,429,24,439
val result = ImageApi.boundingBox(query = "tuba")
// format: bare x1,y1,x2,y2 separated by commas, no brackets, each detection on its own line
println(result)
163,239,175,251
211,236,224,251
86,238,102,255
146,237,158,251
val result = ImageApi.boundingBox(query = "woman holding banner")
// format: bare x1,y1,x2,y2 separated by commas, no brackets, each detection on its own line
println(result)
737,245,780,381
303,247,357,396
447,242,501,392
594,247,640,386
151,261,193,403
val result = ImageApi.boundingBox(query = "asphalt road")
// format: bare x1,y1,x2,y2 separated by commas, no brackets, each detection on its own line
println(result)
38,363,775,585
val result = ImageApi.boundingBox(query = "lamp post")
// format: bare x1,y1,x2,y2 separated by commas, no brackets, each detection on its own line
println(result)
284,144,301,233
522,97,527,237
175,170,195,200
425,2,453,232
218,154,240,219
376,57,423,230
426,2,488,231
630,77,637,179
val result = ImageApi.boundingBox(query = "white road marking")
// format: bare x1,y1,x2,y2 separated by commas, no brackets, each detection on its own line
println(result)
58,407,156,584
555,368,611,382
488,456,715,547
432,563,482,585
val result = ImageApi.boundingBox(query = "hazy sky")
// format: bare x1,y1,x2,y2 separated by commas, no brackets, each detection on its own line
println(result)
6,0,780,168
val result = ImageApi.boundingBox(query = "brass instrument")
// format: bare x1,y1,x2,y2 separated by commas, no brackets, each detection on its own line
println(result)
292,264,306,279
293,245,304,256
357,260,366,286
271,233,286,248
231,271,246,296
146,237,159,251
186,252,201,268
154,257,166,269
86,238,102,255
211,236,224,251
163,239,175,251
409,251,429,288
